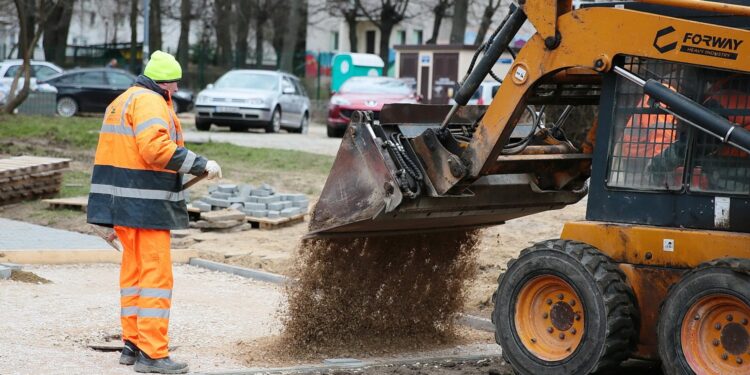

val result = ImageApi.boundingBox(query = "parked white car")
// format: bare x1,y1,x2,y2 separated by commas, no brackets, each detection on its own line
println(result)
0,60,63,88
449,81,501,106
194,70,311,133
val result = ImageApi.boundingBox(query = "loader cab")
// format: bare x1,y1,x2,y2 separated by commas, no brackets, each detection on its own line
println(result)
587,55,750,233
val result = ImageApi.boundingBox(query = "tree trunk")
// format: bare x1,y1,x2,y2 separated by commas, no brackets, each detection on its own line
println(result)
426,1,449,44
16,0,36,59
42,0,74,66
254,20,264,67
235,0,251,68
345,11,357,52
4,0,45,114
450,0,468,44
149,0,162,52
280,0,301,72
214,0,233,67
474,0,500,46
177,0,191,70
129,0,138,73
379,23,393,74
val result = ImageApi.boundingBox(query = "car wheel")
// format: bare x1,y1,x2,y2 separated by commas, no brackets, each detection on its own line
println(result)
172,100,181,114
57,97,78,117
291,112,309,134
265,107,281,133
195,117,211,131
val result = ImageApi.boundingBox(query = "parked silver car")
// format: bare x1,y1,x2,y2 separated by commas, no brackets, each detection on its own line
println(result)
194,70,311,133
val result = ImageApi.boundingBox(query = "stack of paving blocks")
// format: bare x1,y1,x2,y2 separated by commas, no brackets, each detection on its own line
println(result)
0,263,21,280
0,156,70,206
192,183,309,220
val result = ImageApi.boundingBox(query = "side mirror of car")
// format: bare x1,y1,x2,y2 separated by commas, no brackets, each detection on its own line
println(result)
283,86,295,94
206,83,214,89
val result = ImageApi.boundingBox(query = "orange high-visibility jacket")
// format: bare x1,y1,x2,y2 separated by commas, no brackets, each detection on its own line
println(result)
706,89,750,158
87,76,207,229
622,92,677,158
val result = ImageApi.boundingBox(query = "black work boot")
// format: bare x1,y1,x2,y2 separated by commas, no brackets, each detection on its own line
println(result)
134,351,189,374
119,340,139,365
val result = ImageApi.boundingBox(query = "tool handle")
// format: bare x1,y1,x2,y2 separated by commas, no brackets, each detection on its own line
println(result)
182,172,208,191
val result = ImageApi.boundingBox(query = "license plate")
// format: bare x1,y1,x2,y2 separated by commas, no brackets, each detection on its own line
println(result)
216,106,240,113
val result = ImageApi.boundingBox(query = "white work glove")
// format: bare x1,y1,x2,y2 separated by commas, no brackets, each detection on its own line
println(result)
205,160,222,180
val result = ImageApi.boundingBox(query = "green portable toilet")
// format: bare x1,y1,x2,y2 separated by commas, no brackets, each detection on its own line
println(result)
331,53,384,92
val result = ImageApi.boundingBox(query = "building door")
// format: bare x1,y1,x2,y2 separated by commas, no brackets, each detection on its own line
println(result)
420,66,430,101
431,53,459,104
366,31,376,54
399,53,418,83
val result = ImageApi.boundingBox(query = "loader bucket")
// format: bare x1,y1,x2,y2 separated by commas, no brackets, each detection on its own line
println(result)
308,106,590,237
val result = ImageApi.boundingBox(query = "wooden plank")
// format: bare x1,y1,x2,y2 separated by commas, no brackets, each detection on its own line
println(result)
245,213,306,230
42,196,89,211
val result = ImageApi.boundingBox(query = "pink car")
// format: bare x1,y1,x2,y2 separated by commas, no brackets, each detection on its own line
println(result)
327,76,421,137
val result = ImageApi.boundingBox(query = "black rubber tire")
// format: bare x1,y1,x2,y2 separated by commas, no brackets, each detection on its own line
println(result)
657,259,750,375
195,118,211,131
265,107,281,133
492,239,637,375
291,112,309,134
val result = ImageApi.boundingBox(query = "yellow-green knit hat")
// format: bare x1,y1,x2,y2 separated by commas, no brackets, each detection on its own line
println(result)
143,50,182,82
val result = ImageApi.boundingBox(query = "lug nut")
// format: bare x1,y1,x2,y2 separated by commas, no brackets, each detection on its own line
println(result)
543,312,548,319
715,323,722,330
559,333,565,340
557,293,564,300
546,299,553,305
721,353,728,361
547,327,554,333
530,338,537,343
694,314,701,321
571,328,577,335
575,314,581,321
742,318,748,325
570,300,576,306
727,314,734,322
566,346,572,352
737,357,743,365
713,339,720,347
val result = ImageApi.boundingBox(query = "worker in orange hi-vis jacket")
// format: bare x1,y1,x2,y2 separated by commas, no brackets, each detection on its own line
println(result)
87,50,222,374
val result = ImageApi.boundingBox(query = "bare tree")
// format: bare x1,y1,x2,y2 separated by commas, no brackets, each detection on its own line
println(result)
41,0,74,66
355,0,412,73
149,0,163,52
280,0,303,72
214,0,233,67
449,0,468,44
3,0,56,114
176,0,192,69
473,0,502,46
129,0,138,73
425,0,453,44
327,0,358,52
235,0,251,68
251,0,272,67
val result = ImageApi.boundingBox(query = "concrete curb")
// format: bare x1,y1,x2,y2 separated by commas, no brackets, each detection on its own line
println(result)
188,258,290,284
200,353,502,375
0,249,198,264
0,265,10,280
457,313,495,332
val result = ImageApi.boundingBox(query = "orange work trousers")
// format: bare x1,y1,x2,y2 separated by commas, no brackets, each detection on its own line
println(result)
115,226,173,359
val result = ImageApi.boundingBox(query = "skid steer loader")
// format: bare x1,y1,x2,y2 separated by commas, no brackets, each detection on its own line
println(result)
308,0,750,373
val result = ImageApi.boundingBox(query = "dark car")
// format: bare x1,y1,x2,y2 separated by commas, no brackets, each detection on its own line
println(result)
41,68,194,117
327,76,420,137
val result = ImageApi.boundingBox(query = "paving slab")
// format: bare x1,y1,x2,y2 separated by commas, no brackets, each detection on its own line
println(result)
0,218,109,250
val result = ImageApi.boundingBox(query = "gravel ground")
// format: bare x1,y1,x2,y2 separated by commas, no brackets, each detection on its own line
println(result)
0,264,283,375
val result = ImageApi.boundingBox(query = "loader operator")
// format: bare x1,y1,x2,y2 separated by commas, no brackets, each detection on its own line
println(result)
87,50,222,374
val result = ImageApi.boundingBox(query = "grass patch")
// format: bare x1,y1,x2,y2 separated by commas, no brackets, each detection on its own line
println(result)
0,114,101,149
188,142,333,176
61,170,92,198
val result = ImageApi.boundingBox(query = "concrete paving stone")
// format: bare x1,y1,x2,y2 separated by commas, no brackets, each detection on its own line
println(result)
250,189,271,197
217,184,238,194
202,197,231,208
243,202,266,210
267,202,285,211
229,203,244,210
201,209,246,222
281,201,293,209
248,210,267,218
267,210,280,219
171,230,191,238
194,219,243,229
207,185,218,193
191,201,212,212
244,196,258,203
0,263,22,270
210,191,232,199
0,265,11,280
0,218,109,250
286,193,307,202
261,183,273,191
280,207,298,217
292,200,309,209
277,194,291,201
238,184,255,197
256,195,281,204
228,197,246,203
323,358,363,366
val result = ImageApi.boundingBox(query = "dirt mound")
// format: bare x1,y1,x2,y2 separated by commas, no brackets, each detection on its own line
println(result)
10,270,51,284
280,230,480,354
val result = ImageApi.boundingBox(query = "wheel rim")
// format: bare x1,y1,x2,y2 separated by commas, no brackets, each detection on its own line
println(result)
515,275,586,361
301,115,309,133
681,294,750,374
57,98,76,117
273,109,281,131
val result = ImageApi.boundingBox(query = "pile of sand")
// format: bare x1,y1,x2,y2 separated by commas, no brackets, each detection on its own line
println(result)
280,230,480,354
10,270,51,284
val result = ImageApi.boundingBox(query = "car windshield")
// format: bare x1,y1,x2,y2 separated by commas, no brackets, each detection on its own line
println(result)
214,72,278,91
340,78,412,95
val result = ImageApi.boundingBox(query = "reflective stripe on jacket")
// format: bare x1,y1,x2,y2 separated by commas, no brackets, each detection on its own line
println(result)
87,81,207,229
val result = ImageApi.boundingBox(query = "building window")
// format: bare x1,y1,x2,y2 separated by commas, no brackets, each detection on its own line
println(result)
331,31,339,50
414,29,423,45
90,12,96,27
397,30,406,45
366,30,376,54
